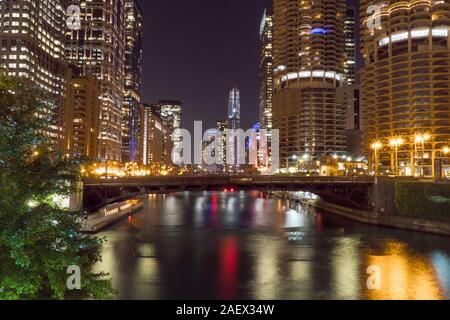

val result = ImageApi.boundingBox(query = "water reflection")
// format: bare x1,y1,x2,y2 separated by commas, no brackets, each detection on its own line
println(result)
364,242,447,300
96,191,450,300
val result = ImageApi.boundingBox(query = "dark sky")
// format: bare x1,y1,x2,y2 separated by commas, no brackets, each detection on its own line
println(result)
136,0,358,132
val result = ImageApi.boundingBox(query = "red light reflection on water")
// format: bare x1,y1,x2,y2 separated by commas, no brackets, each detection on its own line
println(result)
218,237,238,299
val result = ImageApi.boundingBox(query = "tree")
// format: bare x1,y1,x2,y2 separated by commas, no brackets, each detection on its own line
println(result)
0,75,114,300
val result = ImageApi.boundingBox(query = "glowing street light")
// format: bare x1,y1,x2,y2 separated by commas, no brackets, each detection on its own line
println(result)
443,146,450,156
371,141,382,176
285,155,298,173
389,137,404,176
414,132,431,177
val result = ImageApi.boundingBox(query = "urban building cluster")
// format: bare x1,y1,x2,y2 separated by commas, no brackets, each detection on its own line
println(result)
1,0,450,178
259,0,450,178
0,0,182,174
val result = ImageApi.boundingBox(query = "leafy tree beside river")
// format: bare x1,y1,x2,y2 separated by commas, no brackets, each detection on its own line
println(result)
0,75,114,299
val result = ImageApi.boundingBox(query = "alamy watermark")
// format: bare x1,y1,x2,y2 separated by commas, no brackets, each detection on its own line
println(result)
66,265,81,290
171,121,280,174
65,5,81,30
367,4,383,30
367,265,381,290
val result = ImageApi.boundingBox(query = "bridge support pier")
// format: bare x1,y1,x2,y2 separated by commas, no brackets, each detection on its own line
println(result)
69,180,84,211
372,178,397,217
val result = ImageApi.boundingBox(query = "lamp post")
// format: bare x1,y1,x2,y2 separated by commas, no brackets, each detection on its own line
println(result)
414,134,421,176
389,138,404,176
442,146,450,179
371,141,382,176
414,133,431,177
286,155,297,174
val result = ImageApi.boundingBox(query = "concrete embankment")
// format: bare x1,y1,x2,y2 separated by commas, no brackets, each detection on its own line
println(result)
276,192,450,237
314,201,450,236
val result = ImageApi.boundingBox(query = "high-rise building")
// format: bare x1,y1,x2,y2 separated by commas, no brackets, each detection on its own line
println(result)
354,88,360,130
259,9,274,130
272,0,348,168
345,7,356,86
65,0,126,161
158,100,183,165
344,5,361,159
216,120,228,169
360,0,450,177
63,66,100,159
122,0,143,163
0,0,66,148
228,88,241,131
140,103,164,166
227,87,241,171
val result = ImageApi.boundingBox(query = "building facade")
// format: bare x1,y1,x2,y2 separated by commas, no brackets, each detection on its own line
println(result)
345,7,356,86
345,6,358,132
216,120,228,170
65,0,126,161
272,0,348,168
140,103,164,167
259,9,274,131
158,100,183,165
228,87,241,131
360,0,450,177
63,66,100,159
0,0,66,148
122,0,143,163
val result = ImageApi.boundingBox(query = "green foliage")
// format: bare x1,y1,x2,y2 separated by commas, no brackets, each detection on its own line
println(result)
0,75,114,300
395,182,450,222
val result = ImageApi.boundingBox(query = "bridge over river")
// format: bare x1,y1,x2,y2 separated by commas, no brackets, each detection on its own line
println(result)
82,175,380,212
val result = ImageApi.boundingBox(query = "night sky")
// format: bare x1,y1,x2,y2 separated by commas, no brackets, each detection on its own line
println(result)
136,0,358,133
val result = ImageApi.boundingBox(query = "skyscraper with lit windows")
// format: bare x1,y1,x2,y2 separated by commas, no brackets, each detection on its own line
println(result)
344,6,359,132
345,7,356,86
272,0,347,168
158,100,183,165
0,0,66,148
65,0,126,161
63,66,101,159
140,103,164,167
228,87,241,131
259,8,274,131
122,0,143,163
360,0,450,177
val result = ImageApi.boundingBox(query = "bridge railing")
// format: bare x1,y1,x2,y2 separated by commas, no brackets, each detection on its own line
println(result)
83,175,378,186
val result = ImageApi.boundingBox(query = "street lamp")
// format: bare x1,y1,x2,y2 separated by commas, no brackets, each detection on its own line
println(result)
389,137,404,176
441,146,450,179
442,146,450,156
371,141,382,176
285,155,297,174
414,133,431,177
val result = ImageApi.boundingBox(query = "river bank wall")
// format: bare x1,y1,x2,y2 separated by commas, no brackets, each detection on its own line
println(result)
276,190,450,237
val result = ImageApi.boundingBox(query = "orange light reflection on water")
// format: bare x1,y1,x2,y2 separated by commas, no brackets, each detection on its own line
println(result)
364,241,446,300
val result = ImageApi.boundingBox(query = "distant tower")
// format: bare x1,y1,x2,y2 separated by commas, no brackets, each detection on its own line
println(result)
259,8,274,130
228,88,241,131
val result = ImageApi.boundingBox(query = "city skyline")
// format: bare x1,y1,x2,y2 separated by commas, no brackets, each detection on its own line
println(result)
135,0,272,132
1,0,450,305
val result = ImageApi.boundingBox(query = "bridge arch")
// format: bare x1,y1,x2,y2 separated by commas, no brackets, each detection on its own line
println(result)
82,176,375,212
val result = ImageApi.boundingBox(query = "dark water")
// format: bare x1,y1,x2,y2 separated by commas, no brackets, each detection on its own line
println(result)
96,191,450,300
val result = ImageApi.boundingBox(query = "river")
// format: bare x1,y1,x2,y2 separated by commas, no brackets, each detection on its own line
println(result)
95,191,450,300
